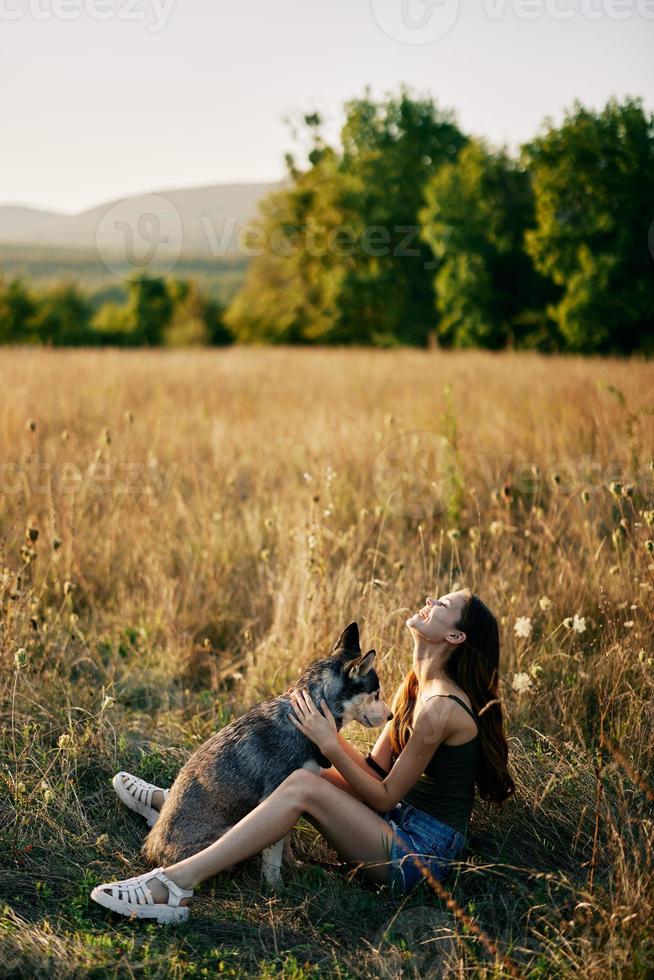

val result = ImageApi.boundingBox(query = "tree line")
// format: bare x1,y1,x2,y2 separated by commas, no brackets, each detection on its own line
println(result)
225,89,654,353
0,276,231,347
2,89,653,353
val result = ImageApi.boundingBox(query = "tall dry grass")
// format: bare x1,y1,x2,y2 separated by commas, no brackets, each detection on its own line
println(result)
1,346,653,978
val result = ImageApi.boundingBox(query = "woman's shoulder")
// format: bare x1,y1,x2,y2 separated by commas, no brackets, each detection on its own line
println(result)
421,686,474,713
418,688,478,745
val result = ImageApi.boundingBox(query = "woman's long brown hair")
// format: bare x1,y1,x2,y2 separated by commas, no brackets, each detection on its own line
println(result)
389,589,516,809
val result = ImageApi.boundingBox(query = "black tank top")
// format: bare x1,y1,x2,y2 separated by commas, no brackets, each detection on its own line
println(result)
401,693,480,838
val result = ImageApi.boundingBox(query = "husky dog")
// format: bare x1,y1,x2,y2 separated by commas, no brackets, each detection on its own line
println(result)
141,622,392,885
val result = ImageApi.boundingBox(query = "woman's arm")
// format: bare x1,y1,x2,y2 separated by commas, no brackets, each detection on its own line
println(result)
321,711,397,797
290,690,455,812
319,728,388,799
366,678,407,773
324,703,452,811
367,719,394,773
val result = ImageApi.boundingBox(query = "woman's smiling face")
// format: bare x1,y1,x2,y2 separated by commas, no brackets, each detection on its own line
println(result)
406,590,468,644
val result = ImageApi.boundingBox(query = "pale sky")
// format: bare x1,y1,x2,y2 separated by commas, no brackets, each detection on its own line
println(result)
1,0,653,213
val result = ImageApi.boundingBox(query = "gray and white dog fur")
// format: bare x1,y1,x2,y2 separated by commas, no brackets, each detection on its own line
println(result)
142,622,392,886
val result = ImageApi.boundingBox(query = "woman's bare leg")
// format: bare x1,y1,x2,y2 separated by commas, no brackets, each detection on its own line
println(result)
132,772,345,815
143,769,395,901
126,734,371,812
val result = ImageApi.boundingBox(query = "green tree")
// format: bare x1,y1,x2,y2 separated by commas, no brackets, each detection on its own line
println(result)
90,301,136,345
127,275,174,346
522,97,654,353
0,278,38,343
33,283,93,345
225,88,467,345
165,279,231,347
225,151,345,344
420,140,558,349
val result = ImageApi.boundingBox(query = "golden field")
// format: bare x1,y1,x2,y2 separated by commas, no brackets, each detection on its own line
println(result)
1,346,653,978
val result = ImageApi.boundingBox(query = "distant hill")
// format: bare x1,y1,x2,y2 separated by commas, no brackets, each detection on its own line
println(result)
0,242,251,307
0,181,282,258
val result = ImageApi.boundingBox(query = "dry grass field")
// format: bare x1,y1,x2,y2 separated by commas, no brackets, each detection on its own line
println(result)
1,346,653,978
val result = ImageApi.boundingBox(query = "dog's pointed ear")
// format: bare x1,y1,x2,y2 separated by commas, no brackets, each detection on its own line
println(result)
333,622,360,658
344,649,376,678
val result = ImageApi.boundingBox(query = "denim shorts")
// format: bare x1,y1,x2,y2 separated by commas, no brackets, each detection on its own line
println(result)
380,800,466,894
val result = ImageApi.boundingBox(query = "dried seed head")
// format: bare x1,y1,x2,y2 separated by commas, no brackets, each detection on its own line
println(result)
25,516,39,543
612,530,624,548
14,648,28,668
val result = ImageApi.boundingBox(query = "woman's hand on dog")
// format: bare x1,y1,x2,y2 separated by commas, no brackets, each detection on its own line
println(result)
287,688,338,754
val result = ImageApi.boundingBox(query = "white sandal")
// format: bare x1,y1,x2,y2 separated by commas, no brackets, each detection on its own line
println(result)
112,771,169,827
91,867,193,924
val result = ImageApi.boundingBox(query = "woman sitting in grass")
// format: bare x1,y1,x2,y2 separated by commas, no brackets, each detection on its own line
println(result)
91,589,515,921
